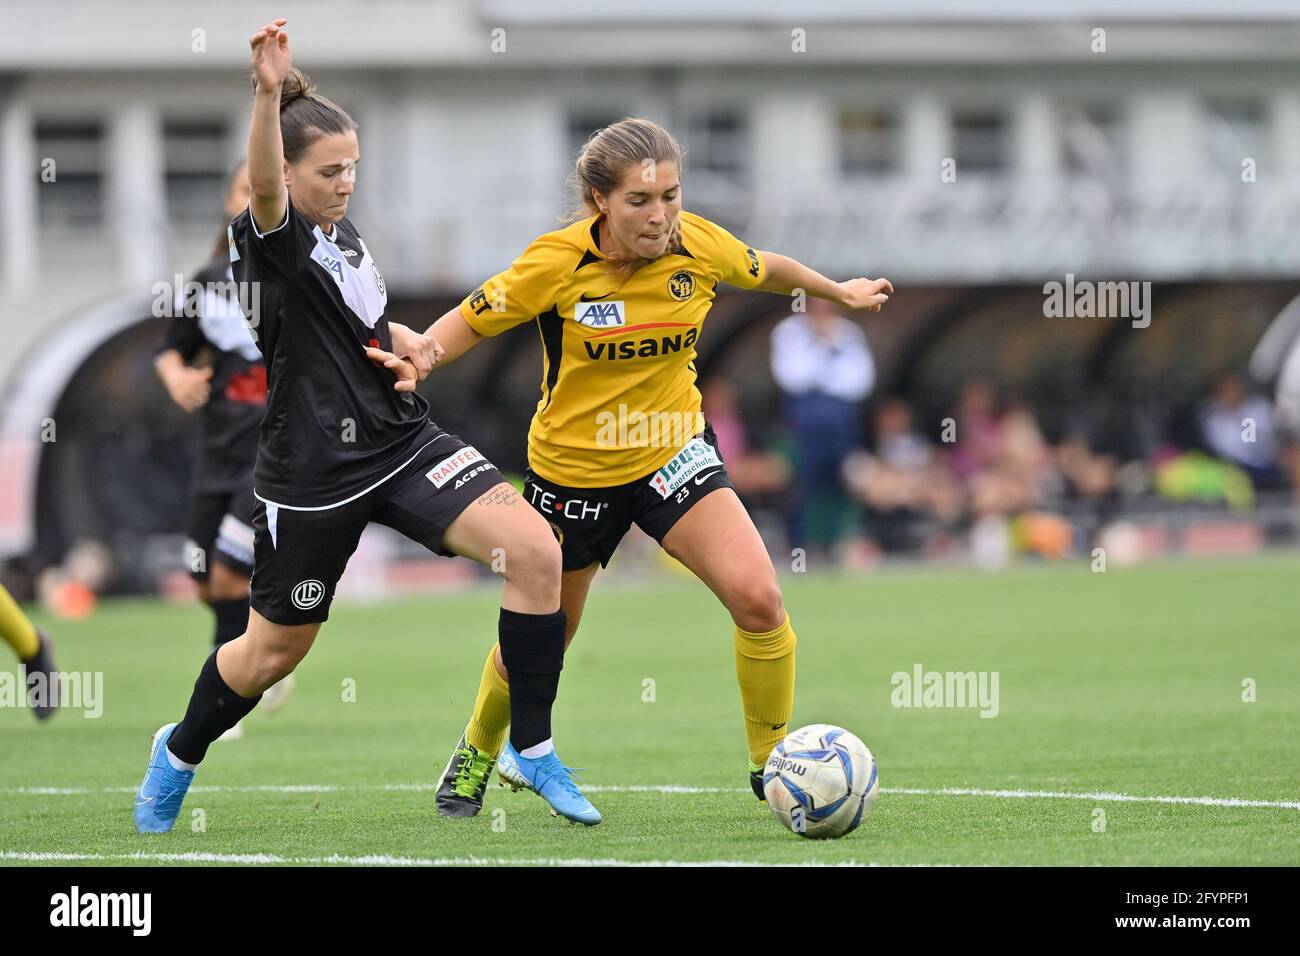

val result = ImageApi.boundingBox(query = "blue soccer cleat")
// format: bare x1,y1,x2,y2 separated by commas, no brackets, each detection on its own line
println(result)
134,723,195,834
496,742,602,826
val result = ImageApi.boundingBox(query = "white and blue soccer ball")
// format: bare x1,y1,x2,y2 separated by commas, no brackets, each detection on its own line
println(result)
763,724,879,839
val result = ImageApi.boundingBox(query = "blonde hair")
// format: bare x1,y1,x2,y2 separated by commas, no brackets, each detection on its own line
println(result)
566,118,684,279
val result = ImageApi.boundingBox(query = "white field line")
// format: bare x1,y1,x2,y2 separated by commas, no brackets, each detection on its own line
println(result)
3,782,1298,810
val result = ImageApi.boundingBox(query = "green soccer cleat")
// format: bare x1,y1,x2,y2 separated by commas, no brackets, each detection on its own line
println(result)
435,730,495,817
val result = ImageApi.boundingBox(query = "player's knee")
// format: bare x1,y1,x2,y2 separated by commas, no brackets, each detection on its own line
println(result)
255,648,300,687
729,579,786,633
503,529,562,599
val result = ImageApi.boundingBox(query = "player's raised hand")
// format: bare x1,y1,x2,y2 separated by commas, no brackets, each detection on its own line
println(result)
250,18,291,92
364,346,420,393
836,277,894,312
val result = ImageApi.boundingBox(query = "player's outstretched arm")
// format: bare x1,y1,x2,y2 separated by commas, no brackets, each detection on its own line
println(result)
247,18,291,233
421,307,485,368
757,250,893,312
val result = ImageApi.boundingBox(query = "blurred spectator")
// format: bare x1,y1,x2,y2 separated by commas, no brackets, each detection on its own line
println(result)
843,397,962,552
1198,374,1285,489
700,378,792,497
770,299,874,559
947,379,1004,480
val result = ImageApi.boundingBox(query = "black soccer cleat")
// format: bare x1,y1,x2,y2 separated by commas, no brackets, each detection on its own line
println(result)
750,763,766,803
21,629,59,721
435,730,495,817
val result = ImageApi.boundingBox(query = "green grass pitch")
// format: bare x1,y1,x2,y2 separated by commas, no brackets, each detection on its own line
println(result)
2,555,1298,866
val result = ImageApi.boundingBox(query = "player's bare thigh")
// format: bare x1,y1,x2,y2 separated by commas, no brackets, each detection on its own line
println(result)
660,487,786,633
442,480,562,614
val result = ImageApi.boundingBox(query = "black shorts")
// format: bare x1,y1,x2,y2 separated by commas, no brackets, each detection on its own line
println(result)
524,423,734,572
185,486,258,581
249,429,504,626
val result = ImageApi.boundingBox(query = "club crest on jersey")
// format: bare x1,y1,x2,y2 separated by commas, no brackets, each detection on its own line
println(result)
372,262,386,296
574,299,626,328
668,270,696,301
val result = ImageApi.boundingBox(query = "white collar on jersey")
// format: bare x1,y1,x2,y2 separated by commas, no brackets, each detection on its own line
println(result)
309,222,388,329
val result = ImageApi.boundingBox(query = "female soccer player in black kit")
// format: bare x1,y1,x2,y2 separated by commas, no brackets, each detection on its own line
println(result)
156,161,293,737
135,18,600,831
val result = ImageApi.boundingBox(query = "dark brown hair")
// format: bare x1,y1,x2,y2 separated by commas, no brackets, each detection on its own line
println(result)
566,117,684,279
251,66,357,163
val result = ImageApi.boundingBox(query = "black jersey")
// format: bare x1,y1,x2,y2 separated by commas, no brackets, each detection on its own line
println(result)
162,258,266,494
228,197,437,508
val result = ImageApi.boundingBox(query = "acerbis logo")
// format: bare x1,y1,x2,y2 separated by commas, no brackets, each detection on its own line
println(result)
574,299,626,328
291,579,325,611
453,462,494,489
667,270,696,301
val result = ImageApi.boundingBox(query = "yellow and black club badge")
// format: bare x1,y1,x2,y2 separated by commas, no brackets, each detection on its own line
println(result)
667,270,696,302
548,521,565,546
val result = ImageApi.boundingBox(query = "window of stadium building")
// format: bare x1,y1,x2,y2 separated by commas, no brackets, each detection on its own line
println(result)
952,109,1008,174
163,119,231,225
35,121,105,229
1203,97,1269,177
839,106,901,177
1059,102,1125,179
566,108,634,161
683,107,749,176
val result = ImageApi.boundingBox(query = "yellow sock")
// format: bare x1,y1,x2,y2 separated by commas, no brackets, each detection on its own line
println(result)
465,643,511,757
0,583,40,661
734,613,797,767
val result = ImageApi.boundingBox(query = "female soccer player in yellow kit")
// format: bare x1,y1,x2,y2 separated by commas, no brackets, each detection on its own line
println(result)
385,118,892,815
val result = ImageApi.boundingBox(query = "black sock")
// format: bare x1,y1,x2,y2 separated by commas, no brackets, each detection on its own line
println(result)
210,596,249,648
167,650,263,765
497,607,566,752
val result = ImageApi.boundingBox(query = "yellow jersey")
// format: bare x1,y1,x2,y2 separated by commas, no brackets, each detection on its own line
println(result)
458,210,767,486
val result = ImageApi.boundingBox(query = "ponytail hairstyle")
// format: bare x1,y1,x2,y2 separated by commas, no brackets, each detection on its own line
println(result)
250,66,357,163
566,117,684,280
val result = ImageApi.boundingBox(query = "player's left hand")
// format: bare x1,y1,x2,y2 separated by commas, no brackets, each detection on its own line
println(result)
364,346,420,392
835,277,894,312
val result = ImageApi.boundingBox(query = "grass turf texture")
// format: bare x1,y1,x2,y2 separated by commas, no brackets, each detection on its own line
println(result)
2,555,1298,866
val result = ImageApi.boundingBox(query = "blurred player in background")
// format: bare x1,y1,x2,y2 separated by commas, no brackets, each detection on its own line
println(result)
404,118,892,816
154,160,293,740
0,582,58,721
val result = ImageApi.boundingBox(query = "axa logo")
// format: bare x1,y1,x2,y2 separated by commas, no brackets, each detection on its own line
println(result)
291,579,325,610
574,300,626,328
319,255,345,284
584,328,697,360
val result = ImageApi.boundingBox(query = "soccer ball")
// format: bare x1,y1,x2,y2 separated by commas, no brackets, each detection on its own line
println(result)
763,724,879,839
